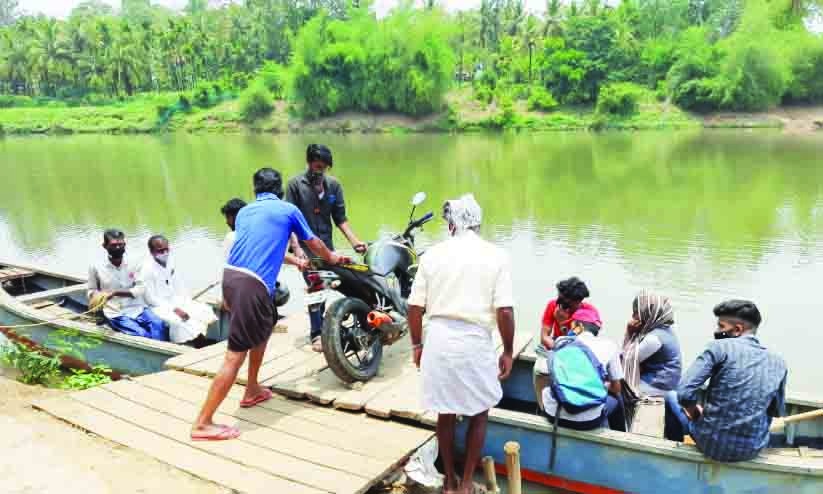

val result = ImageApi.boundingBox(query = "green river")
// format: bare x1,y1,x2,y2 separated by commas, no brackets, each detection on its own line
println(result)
2,131,822,396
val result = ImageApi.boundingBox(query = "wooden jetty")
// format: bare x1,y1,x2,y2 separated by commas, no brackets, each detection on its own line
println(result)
32,313,533,494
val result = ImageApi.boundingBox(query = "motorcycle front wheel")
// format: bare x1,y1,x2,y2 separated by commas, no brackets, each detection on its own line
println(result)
321,297,383,384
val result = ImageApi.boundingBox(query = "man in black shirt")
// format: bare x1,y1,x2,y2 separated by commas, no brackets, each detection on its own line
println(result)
288,144,366,351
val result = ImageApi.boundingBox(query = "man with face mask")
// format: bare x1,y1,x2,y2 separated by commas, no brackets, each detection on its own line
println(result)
286,144,366,352
138,235,217,346
663,300,787,462
87,229,167,341
407,194,515,494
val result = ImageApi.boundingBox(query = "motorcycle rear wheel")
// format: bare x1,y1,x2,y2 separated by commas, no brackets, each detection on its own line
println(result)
321,297,383,383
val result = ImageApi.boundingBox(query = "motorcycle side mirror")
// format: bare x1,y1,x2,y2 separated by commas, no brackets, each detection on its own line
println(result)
411,192,426,207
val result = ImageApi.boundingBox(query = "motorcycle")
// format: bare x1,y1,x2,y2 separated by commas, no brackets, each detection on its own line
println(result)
305,192,433,383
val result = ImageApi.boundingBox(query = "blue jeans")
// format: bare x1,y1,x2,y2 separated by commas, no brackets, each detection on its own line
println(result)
664,390,692,441
302,272,324,340
548,395,626,431
110,309,169,341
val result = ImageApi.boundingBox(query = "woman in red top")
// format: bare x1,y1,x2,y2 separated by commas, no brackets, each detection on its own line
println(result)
540,277,594,350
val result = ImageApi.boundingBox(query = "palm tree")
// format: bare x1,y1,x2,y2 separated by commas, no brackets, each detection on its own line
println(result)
29,18,69,96
543,0,564,37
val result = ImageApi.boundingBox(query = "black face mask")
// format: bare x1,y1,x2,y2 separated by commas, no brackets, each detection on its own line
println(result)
307,169,324,186
714,330,736,340
107,246,125,259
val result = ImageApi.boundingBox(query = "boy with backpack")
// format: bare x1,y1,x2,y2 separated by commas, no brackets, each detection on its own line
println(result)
541,307,626,432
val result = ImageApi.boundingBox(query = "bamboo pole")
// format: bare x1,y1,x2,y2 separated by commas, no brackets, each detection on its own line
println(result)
482,456,499,494
769,408,823,433
504,441,522,494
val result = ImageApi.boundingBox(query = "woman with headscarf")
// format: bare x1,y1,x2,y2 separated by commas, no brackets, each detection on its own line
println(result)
623,290,682,398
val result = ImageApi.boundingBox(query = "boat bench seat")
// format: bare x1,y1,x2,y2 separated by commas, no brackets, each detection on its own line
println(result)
0,267,36,282
17,284,88,304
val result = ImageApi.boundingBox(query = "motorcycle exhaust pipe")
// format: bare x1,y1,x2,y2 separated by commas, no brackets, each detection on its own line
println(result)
367,310,407,344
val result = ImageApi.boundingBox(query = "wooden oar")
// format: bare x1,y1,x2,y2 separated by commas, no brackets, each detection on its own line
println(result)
769,409,823,433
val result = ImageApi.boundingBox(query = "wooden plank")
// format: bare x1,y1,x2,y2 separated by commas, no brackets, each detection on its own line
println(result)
330,339,415,410
177,332,308,381
135,372,430,459
33,396,321,494
72,386,367,494
164,314,311,373
17,284,87,302
264,352,328,395
97,381,378,491
0,267,35,281
164,339,230,371
363,334,533,422
143,371,433,446
106,379,387,477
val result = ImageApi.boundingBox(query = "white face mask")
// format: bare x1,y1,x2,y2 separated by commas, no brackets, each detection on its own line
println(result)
154,253,170,265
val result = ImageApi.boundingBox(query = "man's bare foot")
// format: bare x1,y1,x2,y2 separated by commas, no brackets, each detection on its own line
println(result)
442,476,460,494
191,423,241,441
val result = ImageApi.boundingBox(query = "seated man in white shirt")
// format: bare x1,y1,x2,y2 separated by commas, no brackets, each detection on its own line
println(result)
542,308,627,431
139,235,217,346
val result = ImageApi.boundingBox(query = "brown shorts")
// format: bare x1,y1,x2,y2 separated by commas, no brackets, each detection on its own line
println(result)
223,268,274,353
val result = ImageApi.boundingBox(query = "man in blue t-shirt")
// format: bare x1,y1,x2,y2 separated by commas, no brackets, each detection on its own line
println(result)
192,168,348,442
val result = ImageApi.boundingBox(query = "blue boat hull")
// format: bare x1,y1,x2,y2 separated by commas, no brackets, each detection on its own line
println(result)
455,356,823,494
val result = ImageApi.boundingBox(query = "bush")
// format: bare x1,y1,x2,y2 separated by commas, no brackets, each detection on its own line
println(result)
596,82,644,116
239,82,274,121
672,77,724,112
193,82,215,108
474,84,493,105
785,42,823,103
61,364,112,390
259,62,287,99
718,44,786,111
1,342,61,385
177,94,192,111
290,7,454,118
527,86,558,112
0,95,33,108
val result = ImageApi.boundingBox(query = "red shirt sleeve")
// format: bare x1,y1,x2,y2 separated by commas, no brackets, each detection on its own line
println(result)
542,299,558,337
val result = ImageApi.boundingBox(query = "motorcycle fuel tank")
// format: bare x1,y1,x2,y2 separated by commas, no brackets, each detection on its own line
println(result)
364,238,416,278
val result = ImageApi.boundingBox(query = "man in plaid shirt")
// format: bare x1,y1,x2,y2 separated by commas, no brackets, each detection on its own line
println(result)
664,300,787,462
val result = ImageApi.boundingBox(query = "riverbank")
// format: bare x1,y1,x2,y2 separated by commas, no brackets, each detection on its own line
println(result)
0,371,232,494
1,89,821,136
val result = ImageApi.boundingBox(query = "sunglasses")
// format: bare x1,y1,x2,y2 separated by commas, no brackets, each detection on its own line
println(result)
714,330,735,340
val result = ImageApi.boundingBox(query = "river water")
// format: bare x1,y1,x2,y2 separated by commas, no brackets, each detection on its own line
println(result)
2,131,822,396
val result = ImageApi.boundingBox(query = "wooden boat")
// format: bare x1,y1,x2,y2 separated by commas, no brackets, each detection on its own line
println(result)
457,348,823,493
0,262,227,375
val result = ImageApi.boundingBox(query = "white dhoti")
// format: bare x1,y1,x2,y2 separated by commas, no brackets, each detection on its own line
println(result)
153,298,217,343
420,317,502,416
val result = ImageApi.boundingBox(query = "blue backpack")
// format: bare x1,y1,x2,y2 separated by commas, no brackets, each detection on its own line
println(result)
549,337,608,414
547,336,608,470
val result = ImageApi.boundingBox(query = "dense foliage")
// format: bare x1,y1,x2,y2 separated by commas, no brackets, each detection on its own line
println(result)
0,0,822,118
290,7,454,117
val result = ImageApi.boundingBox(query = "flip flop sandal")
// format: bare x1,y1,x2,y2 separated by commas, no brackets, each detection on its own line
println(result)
240,388,273,408
191,425,241,442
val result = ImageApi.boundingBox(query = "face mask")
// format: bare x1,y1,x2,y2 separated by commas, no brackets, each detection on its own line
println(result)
714,330,736,340
307,169,324,186
107,246,125,259
154,253,170,265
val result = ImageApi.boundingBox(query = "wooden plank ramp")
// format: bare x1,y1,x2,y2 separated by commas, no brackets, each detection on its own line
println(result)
33,371,434,494
164,317,534,428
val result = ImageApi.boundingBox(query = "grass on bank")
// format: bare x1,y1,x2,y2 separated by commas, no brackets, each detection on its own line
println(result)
0,85,764,135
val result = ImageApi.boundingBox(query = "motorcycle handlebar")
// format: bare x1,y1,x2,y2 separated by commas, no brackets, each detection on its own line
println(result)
404,211,434,238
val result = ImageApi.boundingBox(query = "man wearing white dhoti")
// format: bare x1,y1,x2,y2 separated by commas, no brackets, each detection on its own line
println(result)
139,235,217,345
407,194,516,494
